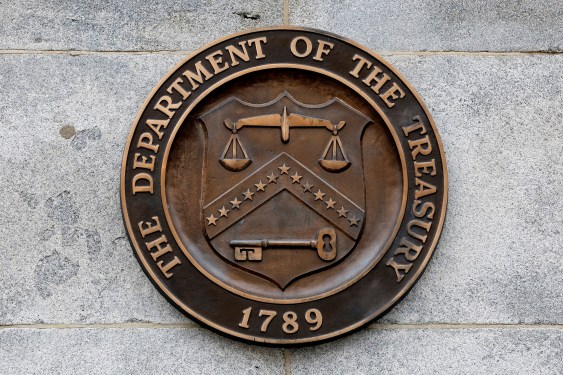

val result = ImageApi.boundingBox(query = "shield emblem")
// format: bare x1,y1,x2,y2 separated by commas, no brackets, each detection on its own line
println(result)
199,92,372,289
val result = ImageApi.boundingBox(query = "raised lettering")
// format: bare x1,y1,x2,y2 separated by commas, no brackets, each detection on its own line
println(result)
349,54,372,78
205,50,229,74
138,216,162,238
414,159,437,177
166,77,191,100
313,40,334,61
182,61,214,90
362,65,390,94
394,237,423,261
146,234,173,261
146,118,170,139
225,41,251,66
386,257,413,282
158,257,181,279
132,173,153,195
415,178,437,199
137,132,159,153
154,96,181,118
408,135,433,160
290,36,313,58
413,200,435,220
248,37,267,59
407,219,432,243
133,153,156,171
380,82,405,108
402,116,427,136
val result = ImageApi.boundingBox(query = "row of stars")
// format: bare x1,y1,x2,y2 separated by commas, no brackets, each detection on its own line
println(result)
282,163,361,227
206,168,281,226
206,163,360,227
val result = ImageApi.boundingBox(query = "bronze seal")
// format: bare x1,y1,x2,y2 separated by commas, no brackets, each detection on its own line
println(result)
121,27,447,345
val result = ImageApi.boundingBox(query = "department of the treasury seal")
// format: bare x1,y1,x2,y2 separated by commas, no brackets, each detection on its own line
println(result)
121,27,447,345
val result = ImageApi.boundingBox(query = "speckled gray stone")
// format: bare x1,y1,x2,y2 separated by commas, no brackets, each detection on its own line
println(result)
0,54,185,324
290,328,563,374
0,0,282,51
1,53,562,327
0,328,284,375
290,0,563,52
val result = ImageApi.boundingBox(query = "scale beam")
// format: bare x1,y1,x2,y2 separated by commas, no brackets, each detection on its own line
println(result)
224,106,346,143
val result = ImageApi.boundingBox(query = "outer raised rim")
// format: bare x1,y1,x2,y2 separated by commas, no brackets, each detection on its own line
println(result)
120,26,448,345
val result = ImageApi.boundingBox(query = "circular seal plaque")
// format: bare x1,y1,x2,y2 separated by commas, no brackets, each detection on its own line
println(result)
121,27,447,345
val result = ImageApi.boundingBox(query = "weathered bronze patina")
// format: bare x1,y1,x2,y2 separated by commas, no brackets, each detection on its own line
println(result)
121,27,447,345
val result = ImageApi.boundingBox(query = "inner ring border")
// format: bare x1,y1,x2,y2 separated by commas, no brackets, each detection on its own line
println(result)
160,63,408,304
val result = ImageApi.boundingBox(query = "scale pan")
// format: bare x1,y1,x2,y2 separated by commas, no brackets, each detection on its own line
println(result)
318,159,351,172
220,158,252,171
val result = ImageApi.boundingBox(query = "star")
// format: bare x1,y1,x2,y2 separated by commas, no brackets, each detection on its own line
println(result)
291,172,302,183
206,214,218,226
255,180,267,191
348,215,360,226
337,206,349,217
243,189,254,200
314,189,326,201
230,197,242,209
302,181,313,192
278,163,290,174
218,206,229,217
267,172,278,183
325,198,336,209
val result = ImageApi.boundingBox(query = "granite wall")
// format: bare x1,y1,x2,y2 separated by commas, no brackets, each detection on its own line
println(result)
1,0,562,373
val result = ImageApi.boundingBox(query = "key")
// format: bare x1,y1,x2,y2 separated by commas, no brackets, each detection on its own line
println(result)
230,227,336,262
